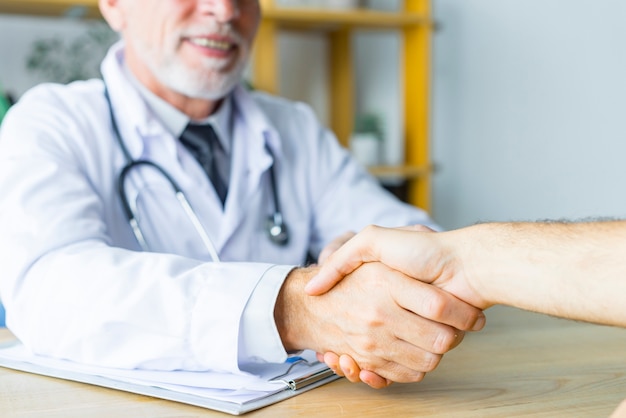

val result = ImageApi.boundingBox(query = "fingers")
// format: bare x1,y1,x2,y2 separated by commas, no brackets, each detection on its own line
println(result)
305,262,472,386
321,351,392,389
307,225,429,295
322,352,342,375
323,352,361,382
337,311,449,382
339,354,361,383
317,231,356,265
335,348,427,384
306,226,378,295
360,370,393,389
337,354,392,388
392,275,485,332
363,354,428,384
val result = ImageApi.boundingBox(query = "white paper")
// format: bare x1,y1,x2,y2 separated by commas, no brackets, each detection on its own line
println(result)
0,342,334,407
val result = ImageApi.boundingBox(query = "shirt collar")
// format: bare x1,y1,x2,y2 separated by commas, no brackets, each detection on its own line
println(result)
123,63,233,154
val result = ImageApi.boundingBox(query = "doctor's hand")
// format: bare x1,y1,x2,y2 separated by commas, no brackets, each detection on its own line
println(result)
274,263,484,386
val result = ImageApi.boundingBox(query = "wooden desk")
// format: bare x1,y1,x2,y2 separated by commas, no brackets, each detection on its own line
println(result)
1,306,625,417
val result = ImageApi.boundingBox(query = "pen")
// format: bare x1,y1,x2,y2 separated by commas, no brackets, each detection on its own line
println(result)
285,368,336,391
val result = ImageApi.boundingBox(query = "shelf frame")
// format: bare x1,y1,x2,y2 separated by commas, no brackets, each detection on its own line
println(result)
0,0,101,18
262,7,429,29
0,0,434,211
255,0,433,210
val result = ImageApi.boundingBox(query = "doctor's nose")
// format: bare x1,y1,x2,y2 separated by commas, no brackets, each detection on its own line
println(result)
197,0,240,22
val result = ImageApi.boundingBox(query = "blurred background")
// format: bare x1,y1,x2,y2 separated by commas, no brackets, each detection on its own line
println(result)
1,0,625,233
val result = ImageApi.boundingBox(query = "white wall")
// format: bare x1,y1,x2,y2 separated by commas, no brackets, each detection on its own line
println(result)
4,1,626,232
1,11,404,165
0,15,99,96
432,0,626,229
276,0,404,166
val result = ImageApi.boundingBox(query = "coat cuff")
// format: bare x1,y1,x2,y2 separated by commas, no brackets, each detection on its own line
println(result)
238,264,296,368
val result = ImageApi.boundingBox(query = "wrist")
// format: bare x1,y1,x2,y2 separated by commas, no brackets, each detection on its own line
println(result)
459,221,549,309
446,223,499,309
274,266,319,352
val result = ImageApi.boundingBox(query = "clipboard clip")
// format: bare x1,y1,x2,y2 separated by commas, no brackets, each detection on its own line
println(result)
269,357,337,391
282,368,336,391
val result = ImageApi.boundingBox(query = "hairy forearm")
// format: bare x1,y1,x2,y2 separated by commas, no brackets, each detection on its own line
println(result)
455,221,626,327
274,266,319,352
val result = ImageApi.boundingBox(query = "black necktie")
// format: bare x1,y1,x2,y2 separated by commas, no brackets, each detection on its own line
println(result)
179,123,228,205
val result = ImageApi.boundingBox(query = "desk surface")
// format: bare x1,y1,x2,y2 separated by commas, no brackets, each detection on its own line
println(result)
1,306,625,417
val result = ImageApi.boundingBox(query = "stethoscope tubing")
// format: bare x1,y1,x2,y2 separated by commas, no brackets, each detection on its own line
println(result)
105,85,221,260
104,83,288,259
118,159,221,262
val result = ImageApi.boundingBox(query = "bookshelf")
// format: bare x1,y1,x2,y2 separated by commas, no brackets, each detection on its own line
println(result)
254,0,433,209
0,0,434,209
0,0,100,18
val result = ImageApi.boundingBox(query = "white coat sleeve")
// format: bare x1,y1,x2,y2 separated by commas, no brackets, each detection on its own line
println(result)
0,85,288,373
292,102,440,256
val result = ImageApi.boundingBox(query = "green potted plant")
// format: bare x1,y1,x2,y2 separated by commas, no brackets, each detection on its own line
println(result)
0,83,12,125
350,112,384,167
26,22,117,84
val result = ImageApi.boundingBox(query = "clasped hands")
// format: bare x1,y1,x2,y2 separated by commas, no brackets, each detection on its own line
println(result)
304,225,487,389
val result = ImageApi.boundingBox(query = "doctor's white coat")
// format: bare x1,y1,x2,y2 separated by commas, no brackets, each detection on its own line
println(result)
0,43,436,373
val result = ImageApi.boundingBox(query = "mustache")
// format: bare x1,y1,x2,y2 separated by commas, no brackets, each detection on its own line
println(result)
180,23,245,44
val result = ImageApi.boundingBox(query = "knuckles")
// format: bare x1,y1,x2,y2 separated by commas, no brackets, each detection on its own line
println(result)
394,371,426,384
432,327,464,354
419,351,443,373
421,291,450,323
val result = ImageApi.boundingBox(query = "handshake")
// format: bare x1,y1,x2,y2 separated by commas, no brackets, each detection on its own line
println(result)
276,221,626,389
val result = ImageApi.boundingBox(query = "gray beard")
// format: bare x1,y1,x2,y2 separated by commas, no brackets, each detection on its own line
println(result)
132,37,248,100
149,58,246,100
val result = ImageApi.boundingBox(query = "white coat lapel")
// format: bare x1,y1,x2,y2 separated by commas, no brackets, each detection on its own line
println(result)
216,87,281,250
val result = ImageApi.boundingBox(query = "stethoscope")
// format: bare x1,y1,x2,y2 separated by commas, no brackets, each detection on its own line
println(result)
104,85,289,261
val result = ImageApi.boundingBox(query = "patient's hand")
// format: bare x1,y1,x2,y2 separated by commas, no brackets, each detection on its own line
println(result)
317,231,356,265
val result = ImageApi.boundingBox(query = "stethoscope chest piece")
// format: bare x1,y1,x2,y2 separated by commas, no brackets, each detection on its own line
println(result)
267,212,289,246
106,82,290,252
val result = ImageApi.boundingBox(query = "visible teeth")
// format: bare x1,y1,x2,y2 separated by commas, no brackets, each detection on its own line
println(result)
190,38,231,50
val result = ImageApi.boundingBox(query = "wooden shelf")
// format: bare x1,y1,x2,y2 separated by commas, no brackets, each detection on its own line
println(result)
0,1,432,26
0,0,100,18
262,8,430,31
255,0,433,210
369,164,432,180
0,0,434,211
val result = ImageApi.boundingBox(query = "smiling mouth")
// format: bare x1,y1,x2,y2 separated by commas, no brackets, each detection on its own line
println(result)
188,37,234,51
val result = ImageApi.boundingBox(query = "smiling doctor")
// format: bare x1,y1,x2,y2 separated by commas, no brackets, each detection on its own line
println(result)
0,0,484,387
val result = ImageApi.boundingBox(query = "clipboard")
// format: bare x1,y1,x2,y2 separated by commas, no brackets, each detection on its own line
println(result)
0,340,341,415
